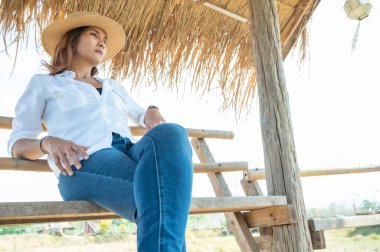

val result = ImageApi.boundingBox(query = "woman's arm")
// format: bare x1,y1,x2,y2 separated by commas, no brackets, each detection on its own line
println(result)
112,80,166,129
8,75,45,159
12,138,45,160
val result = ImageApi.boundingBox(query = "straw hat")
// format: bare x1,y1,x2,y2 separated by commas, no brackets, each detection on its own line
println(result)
41,11,126,63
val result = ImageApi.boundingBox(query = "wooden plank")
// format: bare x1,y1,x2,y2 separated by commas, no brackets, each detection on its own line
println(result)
191,138,261,252
310,230,326,250
244,166,380,181
0,196,287,226
194,161,248,173
241,179,273,246
242,205,297,228
309,214,380,231
0,116,234,139
190,196,287,214
240,179,264,198
0,158,247,173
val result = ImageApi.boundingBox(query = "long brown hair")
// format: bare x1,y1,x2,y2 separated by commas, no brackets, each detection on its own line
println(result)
41,26,99,76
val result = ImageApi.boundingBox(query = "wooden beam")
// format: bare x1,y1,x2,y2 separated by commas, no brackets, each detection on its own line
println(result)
0,116,234,139
281,0,321,59
240,179,273,243
247,0,313,250
0,196,287,226
0,157,50,172
191,138,261,252
310,230,326,250
0,158,247,173
243,205,297,228
309,214,380,231
244,166,380,181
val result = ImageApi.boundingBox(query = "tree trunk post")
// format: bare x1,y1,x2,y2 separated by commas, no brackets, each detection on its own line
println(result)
246,0,313,251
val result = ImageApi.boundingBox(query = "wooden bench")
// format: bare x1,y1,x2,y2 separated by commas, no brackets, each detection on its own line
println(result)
0,116,295,252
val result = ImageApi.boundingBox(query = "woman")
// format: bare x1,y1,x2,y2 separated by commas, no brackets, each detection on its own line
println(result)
7,11,193,251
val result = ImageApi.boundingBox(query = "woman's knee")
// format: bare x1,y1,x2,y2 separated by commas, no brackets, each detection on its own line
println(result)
147,123,192,156
148,123,187,140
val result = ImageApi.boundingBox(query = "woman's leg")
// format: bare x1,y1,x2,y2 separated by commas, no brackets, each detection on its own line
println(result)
127,123,193,252
58,147,138,223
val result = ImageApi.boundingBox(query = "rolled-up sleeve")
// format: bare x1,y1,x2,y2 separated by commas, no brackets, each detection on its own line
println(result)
112,80,147,128
7,75,45,157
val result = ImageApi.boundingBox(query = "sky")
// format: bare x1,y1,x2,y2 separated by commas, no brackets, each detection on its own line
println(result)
0,1,379,209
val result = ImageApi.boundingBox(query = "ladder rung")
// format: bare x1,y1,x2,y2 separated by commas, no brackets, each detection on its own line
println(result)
0,116,234,139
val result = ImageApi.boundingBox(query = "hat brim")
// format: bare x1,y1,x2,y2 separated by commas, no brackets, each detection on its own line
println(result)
41,14,126,63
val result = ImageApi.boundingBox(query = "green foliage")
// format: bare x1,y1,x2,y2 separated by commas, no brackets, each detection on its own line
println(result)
348,225,380,237
361,200,377,211
119,223,127,233
0,226,26,235
98,220,111,234
0,224,44,235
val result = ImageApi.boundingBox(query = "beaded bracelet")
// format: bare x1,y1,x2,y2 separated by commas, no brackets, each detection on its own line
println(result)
40,135,51,154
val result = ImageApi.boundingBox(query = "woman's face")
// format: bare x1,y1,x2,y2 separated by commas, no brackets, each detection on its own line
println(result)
74,26,107,66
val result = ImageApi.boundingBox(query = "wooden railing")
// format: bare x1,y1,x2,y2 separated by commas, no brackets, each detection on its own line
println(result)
2,115,379,251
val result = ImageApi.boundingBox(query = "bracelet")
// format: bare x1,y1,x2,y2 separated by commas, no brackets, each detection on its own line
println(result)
148,105,159,110
40,136,51,154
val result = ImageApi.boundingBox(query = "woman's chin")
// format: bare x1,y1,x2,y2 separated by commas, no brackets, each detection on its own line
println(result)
89,58,103,66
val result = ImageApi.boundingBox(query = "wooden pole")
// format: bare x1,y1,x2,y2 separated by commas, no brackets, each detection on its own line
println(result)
246,0,313,251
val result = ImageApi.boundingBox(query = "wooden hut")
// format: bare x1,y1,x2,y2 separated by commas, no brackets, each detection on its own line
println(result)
4,1,377,251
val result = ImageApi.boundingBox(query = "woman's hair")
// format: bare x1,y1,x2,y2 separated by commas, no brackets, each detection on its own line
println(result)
41,26,99,76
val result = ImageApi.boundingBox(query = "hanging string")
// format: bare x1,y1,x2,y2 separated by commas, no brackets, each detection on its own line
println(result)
351,20,361,53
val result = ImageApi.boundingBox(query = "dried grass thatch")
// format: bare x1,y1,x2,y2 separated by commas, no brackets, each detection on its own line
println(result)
0,0,319,116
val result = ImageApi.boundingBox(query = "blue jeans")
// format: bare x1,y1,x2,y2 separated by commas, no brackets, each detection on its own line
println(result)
58,123,193,251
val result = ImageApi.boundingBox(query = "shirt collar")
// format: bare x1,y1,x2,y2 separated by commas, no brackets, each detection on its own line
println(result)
55,69,104,83
55,69,76,78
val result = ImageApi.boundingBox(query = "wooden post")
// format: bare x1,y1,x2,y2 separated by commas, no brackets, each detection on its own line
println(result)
246,0,313,251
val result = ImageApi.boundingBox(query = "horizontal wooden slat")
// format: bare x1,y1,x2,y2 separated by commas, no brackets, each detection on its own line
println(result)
242,205,297,228
0,196,287,226
194,162,248,173
0,158,247,173
244,166,380,181
190,196,287,214
0,116,234,139
308,214,380,231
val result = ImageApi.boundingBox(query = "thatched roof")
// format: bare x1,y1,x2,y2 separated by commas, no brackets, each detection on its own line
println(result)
0,0,320,115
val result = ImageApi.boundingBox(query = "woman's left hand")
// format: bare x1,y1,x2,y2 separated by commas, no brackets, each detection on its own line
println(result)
144,108,166,130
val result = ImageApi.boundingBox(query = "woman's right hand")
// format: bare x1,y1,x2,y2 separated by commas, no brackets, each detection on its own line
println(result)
42,136,90,176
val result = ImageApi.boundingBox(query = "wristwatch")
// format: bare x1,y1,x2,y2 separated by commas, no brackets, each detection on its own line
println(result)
147,105,159,110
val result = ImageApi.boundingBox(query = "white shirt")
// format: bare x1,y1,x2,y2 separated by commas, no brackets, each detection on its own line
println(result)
7,70,147,179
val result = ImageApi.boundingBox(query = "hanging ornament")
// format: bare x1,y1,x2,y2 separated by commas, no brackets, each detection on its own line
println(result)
343,0,372,52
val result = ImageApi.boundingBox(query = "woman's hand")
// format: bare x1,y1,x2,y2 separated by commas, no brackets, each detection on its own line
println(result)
144,108,166,130
42,136,90,176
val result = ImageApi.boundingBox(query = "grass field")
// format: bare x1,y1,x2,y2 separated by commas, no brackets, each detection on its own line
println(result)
0,227,379,251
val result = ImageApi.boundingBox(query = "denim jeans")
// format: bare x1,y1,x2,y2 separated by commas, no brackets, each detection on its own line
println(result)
58,123,193,251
